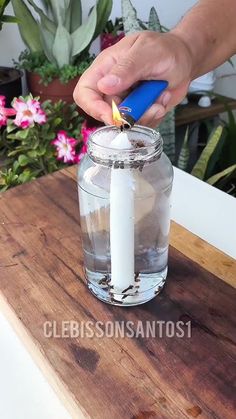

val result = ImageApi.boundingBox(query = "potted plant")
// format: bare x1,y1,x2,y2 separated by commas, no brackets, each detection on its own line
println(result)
0,0,22,106
101,17,124,50
11,0,112,103
0,94,89,191
177,116,236,197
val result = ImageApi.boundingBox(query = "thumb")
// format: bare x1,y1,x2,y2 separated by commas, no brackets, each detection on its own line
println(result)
97,54,143,95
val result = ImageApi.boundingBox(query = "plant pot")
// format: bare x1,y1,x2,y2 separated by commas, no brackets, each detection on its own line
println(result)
27,71,102,125
0,67,23,106
100,32,125,50
26,72,79,104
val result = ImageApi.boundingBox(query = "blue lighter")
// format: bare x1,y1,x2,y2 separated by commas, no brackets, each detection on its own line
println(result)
118,80,168,128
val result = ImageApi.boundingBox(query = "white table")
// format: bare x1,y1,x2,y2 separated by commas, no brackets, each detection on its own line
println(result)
0,168,235,419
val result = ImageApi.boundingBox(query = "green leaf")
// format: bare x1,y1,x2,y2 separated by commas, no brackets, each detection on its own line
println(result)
224,105,236,166
69,0,82,32
49,0,62,24
92,0,112,41
18,169,35,183
71,6,97,57
158,109,175,163
216,166,236,194
8,149,21,156
204,128,226,179
0,185,8,192
50,0,69,25
206,164,236,185
160,24,169,33
18,154,30,166
13,160,20,171
40,23,57,65
26,0,56,34
32,137,40,149
177,126,190,171
40,0,50,13
52,24,72,67
148,7,161,32
7,123,17,134
1,14,19,23
0,0,10,15
54,0,68,27
64,0,72,31
52,117,62,127
16,128,30,139
11,0,42,52
191,126,223,180
7,135,20,141
27,150,38,158
121,0,143,34
64,0,80,32
7,128,30,140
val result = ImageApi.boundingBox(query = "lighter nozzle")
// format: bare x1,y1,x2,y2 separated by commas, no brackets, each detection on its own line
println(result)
120,114,134,130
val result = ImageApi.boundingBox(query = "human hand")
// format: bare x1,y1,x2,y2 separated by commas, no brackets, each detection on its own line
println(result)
73,31,193,127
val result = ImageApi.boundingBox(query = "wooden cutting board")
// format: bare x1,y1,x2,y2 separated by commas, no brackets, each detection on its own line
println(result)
0,166,235,419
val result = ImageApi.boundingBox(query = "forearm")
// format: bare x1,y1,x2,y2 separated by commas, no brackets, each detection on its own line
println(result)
172,0,236,79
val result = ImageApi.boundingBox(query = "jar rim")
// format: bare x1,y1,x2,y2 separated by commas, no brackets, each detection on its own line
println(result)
88,125,163,166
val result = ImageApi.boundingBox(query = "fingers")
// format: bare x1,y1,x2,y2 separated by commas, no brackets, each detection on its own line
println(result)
157,90,172,107
97,34,143,95
137,81,189,128
73,34,141,121
73,30,192,124
73,80,110,124
138,103,166,128
73,53,116,123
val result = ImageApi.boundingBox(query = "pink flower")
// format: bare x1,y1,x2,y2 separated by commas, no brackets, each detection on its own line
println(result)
74,143,88,163
0,96,6,107
12,97,46,129
52,130,77,163
0,96,16,127
52,129,89,164
81,120,98,144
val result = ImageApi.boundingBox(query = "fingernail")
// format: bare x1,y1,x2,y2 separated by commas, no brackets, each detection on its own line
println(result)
161,91,171,107
99,74,120,87
156,107,165,118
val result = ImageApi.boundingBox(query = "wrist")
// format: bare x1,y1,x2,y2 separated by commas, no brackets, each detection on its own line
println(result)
165,30,195,82
171,26,205,80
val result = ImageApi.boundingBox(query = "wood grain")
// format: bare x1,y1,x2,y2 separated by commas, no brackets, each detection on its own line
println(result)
175,97,236,127
0,170,235,419
170,222,236,289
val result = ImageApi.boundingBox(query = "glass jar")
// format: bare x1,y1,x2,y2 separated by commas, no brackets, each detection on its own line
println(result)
78,125,173,306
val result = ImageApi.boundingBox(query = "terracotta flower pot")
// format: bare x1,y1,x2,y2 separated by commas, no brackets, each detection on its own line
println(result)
26,72,79,104
26,71,102,125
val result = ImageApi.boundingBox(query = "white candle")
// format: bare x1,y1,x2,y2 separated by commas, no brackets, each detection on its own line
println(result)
110,132,135,295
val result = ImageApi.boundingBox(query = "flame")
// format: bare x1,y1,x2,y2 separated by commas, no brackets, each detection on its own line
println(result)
112,100,125,127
